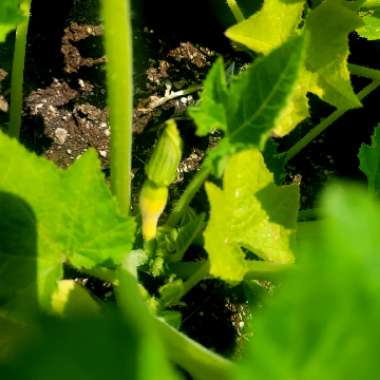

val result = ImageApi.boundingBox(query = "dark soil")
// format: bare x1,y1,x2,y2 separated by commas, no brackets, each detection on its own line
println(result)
1,0,380,359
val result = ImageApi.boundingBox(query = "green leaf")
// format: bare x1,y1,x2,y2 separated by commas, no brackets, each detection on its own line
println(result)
0,132,135,310
237,183,380,379
0,0,24,42
359,123,380,195
225,0,305,54
204,149,299,283
305,0,362,110
225,0,362,136
357,9,380,40
189,57,228,136
226,36,304,148
190,36,305,152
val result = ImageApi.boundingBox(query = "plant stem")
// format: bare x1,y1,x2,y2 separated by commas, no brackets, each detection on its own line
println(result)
8,0,32,139
226,0,245,22
166,165,212,227
348,63,380,81
284,80,380,162
156,317,235,380
101,0,133,215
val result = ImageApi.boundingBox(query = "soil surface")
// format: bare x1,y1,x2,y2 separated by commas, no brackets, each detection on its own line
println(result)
1,0,380,358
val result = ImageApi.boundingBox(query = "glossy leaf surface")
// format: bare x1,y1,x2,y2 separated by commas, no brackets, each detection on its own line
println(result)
204,149,299,283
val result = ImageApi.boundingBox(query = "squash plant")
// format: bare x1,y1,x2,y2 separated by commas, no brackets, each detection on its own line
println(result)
2,0,380,379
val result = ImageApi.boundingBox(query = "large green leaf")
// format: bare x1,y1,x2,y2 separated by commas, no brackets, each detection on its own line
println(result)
204,149,299,283
226,0,362,136
359,123,380,195
189,36,305,150
0,0,24,42
0,132,135,310
236,183,380,379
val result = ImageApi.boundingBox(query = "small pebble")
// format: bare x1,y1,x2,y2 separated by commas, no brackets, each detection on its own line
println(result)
99,150,107,158
55,128,68,145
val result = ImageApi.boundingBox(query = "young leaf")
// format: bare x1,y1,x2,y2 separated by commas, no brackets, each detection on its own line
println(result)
357,9,380,40
189,57,228,136
204,149,299,283
236,183,380,379
359,123,380,195
190,36,305,151
225,0,305,54
0,0,24,42
0,132,135,310
226,36,304,148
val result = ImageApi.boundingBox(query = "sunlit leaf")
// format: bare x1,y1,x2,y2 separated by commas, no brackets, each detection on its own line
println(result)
189,36,305,152
204,149,299,283
0,132,135,310
226,0,362,136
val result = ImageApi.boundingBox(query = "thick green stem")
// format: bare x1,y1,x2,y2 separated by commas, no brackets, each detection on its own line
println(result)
156,318,235,380
284,80,380,162
167,165,212,227
226,0,245,22
101,0,133,215
8,0,32,138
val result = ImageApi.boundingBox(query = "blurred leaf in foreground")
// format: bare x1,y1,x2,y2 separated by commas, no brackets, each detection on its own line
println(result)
237,183,380,379
0,314,180,380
